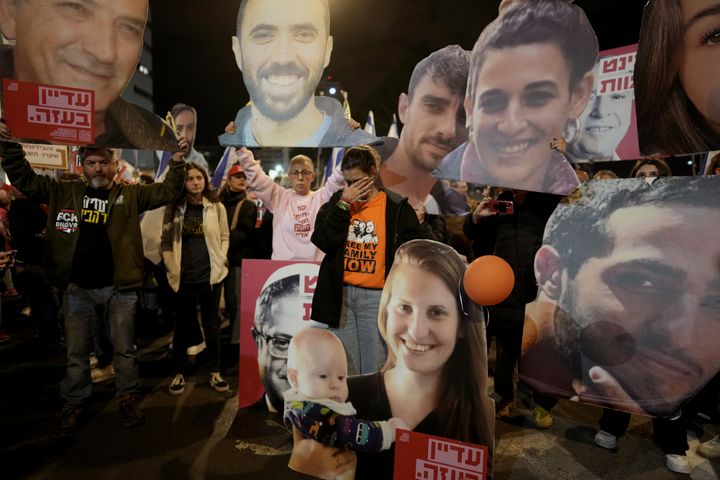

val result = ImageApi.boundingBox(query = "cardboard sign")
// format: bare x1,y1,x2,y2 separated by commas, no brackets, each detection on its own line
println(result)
565,44,641,163
238,259,321,410
20,143,70,170
2,79,94,144
394,430,488,480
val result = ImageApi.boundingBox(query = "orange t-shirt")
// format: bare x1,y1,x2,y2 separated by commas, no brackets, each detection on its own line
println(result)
343,192,387,289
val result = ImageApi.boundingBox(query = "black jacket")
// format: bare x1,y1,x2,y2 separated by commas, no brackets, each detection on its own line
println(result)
463,191,560,324
0,141,185,289
219,188,258,267
310,188,423,327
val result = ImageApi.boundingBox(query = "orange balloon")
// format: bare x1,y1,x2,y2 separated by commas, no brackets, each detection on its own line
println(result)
463,255,515,306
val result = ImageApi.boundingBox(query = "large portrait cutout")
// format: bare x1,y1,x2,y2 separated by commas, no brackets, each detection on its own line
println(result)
0,0,178,150
564,45,640,164
376,45,472,218
521,176,720,418
239,259,322,412
218,0,379,148
435,0,599,196
635,0,720,155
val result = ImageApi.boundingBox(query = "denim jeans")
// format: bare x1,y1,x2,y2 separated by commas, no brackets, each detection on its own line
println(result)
61,284,139,411
331,285,386,376
173,282,223,373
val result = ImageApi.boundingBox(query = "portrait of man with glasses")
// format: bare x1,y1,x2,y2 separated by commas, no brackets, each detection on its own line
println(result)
250,262,323,412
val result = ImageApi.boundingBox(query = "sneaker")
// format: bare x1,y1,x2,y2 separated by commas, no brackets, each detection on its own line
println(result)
169,374,185,396
54,406,83,438
209,372,229,392
594,430,617,449
531,406,554,429
665,454,691,474
698,435,720,458
91,363,115,383
118,394,146,427
495,398,515,420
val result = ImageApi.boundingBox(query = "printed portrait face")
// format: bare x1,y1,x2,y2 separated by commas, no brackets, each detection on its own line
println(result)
556,204,720,415
679,0,720,133
0,0,148,114
398,75,468,172
465,43,589,191
232,0,333,122
385,264,460,377
174,109,197,153
291,334,348,403
252,267,319,411
575,90,633,160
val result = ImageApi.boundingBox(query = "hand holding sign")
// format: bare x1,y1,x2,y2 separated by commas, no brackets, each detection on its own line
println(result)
172,136,189,161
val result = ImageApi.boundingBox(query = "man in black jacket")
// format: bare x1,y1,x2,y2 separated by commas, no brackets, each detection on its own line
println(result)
0,121,186,437
311,146,423,375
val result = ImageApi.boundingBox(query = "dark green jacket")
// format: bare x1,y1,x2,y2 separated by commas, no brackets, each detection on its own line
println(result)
0,141,185,289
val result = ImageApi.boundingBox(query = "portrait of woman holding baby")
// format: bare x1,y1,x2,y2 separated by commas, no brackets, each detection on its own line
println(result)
291,239,495,479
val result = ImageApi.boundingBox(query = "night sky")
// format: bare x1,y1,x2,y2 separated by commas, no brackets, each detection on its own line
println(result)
149,0,645,150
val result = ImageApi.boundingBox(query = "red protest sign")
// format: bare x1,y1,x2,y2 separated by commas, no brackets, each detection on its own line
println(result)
2,79,94,144
394,430,488,480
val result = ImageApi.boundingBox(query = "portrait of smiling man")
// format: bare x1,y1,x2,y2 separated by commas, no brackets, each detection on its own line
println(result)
520,176,720,418
377,45,471,216
219,0,378,148
0,0,177,150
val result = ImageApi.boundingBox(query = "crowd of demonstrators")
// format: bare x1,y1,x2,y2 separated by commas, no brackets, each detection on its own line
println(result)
0,120,187,437
0,102,715,479
161,163,230,396
311,146,423,375
233,147,345,261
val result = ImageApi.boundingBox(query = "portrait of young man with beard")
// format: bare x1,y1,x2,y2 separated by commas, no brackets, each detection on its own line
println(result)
520,176,720,419
219,0,378,148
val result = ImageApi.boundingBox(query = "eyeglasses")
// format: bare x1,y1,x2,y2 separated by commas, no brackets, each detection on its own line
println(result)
289,170,313,178
251,326,291,358
231,173,247,180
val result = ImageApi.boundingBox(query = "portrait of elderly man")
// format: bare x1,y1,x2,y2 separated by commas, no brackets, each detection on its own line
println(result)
250,262,323,412
218,0,379,148
520,176,720,418
0,0,177,150
565,52,637,163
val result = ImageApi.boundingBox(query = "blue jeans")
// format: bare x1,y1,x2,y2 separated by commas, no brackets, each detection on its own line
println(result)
61,284,139,411
331,285,386,376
